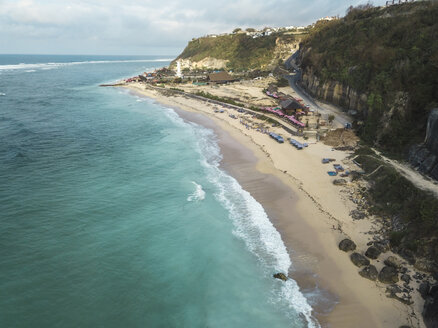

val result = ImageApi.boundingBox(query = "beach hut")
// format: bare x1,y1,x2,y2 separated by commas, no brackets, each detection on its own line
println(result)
207,71,237,84
280,99,303,115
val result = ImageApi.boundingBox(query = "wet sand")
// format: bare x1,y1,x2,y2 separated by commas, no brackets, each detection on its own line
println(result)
123,83,424,328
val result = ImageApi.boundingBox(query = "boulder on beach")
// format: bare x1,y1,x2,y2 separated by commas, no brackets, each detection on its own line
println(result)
378,266,399,284
401,274,411,284
273,273,288,281
359,265,378,281
365,246,381,259
384,256,401,269
339,238,356,252
333,179,347,185
350,252,370,267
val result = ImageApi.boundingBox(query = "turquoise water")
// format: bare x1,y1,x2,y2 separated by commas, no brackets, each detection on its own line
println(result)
0,55,318,327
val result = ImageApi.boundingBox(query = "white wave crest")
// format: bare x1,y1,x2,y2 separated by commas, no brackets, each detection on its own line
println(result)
187,181,206,202
124,96,320,327
191,125,319,327
0,93,5,96
0,59,172,71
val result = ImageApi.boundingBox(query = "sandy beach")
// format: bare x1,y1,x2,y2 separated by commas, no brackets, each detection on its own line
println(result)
123,82,425,328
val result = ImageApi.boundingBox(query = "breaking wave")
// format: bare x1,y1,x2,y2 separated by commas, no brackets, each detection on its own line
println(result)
160,105,320,327
0,59,172,71
187,181,206,202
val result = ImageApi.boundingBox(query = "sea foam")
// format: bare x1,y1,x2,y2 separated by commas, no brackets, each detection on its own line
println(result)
0,59,172,71
160,105,319,327
187,181,206,202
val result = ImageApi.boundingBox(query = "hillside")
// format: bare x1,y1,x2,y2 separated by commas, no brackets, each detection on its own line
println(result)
299,1,438,156
173,30,306,71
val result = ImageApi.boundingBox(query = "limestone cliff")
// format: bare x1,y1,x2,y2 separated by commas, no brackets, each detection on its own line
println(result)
409,109,438,180
298,1,438,163
300,67,368,115
172,31,304,71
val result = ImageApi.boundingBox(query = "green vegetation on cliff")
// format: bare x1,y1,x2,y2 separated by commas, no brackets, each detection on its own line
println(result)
300,2,438,154
354,147,438,270
176,32,302,71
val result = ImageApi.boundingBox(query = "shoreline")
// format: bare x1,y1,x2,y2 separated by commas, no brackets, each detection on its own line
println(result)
123,83,424,327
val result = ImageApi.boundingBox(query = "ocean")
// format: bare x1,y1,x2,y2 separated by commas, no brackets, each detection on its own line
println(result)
0,55,318,327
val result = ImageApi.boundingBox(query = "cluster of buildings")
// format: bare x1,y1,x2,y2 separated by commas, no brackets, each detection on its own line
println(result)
200,25,309,40
124,68,240,86
266,84,310,115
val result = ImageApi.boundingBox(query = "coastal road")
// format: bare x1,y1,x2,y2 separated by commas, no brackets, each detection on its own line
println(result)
284,55,438,198
283,53,352,128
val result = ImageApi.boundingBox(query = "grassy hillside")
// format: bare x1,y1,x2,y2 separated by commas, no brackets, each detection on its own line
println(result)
300,1,438,155
175,32,302,71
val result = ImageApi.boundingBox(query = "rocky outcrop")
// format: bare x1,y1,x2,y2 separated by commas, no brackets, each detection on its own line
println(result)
378,266,399,284
384,256,402,269
273,273,288,281
350,252,370,267
409,109,438,180
423,284,438,328
365,246,381,259
359,265,378,281
339,238,356,252
333,179,347,185
299,67,368,116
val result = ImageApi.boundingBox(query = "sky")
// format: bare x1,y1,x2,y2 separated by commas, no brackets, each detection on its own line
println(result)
0,0,387,56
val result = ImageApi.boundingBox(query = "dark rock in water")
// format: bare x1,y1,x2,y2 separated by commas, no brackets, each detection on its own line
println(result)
384,256,401,269
419,281,430,299
399,326,411,328
273,273,288,281
365,246,381,259
339,238,356,252
423,283,438,328
401,274,411,284
379,266,399,284
333,178,347,185
350,252,370,267
359,265,378,281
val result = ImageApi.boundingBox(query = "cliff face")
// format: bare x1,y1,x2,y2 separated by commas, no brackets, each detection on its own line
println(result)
409,109,438,180
300,67,368,115
173,32,304,71
298,1,438,157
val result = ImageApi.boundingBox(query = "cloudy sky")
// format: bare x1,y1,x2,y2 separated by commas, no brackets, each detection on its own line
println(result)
0,0,386,56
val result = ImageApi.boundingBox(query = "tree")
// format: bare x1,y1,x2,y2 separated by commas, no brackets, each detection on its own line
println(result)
328,114,335,124
233,28,242,33
246,28,256,32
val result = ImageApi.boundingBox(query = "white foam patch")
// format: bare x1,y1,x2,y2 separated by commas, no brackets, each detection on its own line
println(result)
123,93,320,327
191,122,320,327
0,93,5,96
187,181,206,202
0,59,172,71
